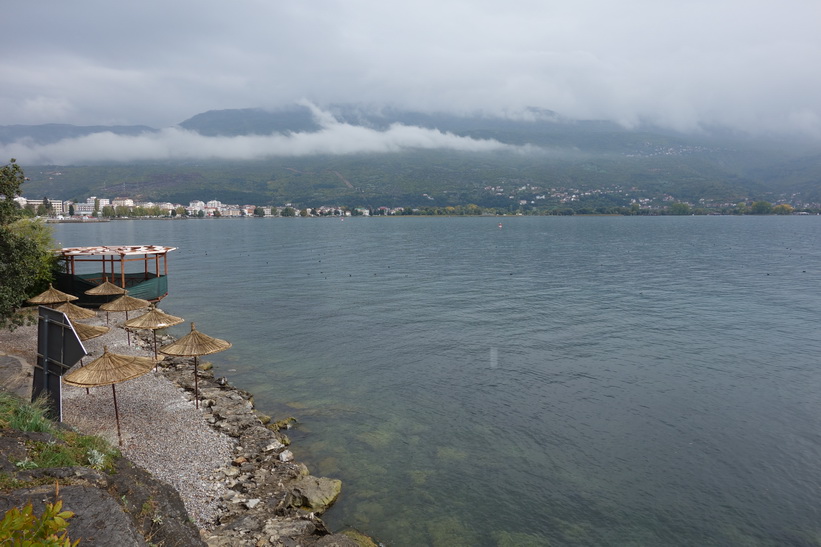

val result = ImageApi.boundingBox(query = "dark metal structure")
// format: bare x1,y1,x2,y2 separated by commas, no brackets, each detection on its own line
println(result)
32,306,87,420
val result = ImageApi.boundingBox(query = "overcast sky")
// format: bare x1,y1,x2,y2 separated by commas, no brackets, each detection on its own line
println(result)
2,1,820,147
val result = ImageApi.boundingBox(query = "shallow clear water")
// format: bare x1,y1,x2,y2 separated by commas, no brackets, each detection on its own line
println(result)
53,216,821,546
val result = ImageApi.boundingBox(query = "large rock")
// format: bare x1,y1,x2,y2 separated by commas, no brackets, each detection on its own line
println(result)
0,485,147,547
291,476,342,514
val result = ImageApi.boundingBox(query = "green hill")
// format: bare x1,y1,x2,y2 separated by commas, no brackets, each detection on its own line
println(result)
6,105,821,209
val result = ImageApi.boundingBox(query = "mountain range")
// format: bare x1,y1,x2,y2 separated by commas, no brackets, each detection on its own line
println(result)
4,104,821,210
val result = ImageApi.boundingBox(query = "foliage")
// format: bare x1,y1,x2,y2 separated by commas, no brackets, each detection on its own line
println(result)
6,395,55,434
0,498,79,546
772,203,793,215
0,219,56,330
0,160,57,330
0,393,118,472
0,159,26,225
750,201,773,214
669,202,692,215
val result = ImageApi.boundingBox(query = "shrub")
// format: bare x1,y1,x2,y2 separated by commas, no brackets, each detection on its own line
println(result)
0,498,79,546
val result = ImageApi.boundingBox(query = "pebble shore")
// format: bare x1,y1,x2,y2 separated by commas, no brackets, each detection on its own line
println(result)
7,312,236,528
0,309,364,546
61,332,236,527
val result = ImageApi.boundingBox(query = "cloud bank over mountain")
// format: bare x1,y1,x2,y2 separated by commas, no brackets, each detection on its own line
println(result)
2,1,820,140
0,110,520,164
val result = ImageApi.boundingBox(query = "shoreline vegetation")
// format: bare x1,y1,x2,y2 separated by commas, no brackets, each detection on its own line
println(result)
0,311,378,547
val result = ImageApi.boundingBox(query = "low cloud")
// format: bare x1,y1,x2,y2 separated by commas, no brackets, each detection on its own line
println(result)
1,116,521,165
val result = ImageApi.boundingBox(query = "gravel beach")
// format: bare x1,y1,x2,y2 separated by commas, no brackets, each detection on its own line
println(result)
0,310,235,529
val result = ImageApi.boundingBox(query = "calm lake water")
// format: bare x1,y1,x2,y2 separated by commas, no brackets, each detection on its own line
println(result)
53,216,821,546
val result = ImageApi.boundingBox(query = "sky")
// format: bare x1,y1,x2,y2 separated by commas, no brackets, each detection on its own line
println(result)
2,1,820,163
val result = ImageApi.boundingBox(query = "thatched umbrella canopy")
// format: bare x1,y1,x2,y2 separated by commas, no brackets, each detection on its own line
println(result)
84,281,127,296
87,282,129,325
27,283,78,305
100,293,150,344
63,346,157,446
99,294,150,314
159,322,231,408
124,305,184,360
72,322,110,342
52,301,97,320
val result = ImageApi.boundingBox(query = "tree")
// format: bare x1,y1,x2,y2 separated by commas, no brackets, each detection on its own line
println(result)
772,204,793,215
281,207,295,217
750,201,773,215
0,159,25,225
669,202,691,215
68,203,75,216
253,207,265,217
0,160,56,330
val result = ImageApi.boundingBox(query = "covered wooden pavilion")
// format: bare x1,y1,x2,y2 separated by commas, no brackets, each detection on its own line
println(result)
53,245,176,306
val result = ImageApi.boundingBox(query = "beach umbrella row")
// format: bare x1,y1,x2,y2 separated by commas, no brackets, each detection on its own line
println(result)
39,279,232,430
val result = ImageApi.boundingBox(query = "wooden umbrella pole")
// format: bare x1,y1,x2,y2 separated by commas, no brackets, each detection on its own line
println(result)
152,330,158,363
194,356,199,409
112,384,123,447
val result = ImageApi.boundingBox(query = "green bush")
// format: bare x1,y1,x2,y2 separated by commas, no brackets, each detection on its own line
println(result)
0,393,54,434
0,498,79,546
0,393,118,472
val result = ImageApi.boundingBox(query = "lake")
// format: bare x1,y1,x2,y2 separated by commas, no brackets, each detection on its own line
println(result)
52,215,821,546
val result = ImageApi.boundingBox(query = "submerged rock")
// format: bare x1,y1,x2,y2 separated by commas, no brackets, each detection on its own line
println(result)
291,476,343,514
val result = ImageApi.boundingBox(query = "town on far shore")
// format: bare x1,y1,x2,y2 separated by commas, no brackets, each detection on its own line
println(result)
13,192,813,220
13,196,376,219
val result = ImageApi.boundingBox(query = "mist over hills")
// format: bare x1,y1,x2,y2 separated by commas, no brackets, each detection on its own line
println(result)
4,104,820,210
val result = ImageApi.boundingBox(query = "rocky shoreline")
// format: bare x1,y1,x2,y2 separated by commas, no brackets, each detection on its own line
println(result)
155,341,359,546
0,317,378,547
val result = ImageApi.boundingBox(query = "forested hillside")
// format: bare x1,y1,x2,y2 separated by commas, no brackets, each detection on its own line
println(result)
5,105,820,209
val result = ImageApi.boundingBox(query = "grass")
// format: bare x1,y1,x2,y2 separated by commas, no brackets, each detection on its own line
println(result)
0,391,119,474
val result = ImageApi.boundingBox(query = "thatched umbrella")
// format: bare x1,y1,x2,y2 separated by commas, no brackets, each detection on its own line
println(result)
84,280,127,297
69,321,112,394
123,305,184,361
72,321,110,342
85,281,128,325
27,283,78,305
51,301,97,321
100,293,150,345
159,322,231,409
62,346,157,446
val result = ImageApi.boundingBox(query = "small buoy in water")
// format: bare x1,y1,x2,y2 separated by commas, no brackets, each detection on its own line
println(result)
498,223,503,229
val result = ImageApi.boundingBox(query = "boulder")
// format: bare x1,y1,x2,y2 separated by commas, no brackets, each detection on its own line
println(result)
290,476,342,514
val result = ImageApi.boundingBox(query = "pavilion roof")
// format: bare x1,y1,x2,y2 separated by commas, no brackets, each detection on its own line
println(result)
53,245,177,257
